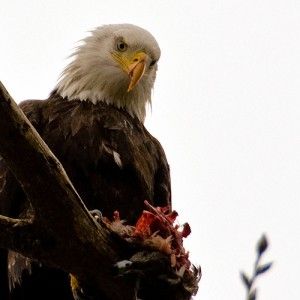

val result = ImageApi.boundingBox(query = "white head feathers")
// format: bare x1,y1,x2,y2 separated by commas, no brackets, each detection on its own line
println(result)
56,24,161,122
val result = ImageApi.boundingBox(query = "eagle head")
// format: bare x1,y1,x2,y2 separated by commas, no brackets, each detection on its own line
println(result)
56,24,161,122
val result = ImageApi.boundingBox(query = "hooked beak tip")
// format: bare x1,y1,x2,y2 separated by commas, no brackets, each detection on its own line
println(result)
126,60,146,92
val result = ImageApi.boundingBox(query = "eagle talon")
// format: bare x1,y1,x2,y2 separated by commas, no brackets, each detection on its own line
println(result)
89,209,103,223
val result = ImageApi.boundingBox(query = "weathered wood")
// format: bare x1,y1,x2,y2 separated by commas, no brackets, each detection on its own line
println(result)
0,81,136,300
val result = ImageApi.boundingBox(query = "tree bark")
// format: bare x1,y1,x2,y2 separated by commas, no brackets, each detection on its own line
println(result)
0,81,139,300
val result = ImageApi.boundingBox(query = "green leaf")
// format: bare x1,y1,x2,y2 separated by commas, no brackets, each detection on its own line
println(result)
256,234,268,255
240,272,252,290
256,262,273,276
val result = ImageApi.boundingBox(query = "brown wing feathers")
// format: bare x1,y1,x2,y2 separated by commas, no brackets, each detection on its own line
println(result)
0,93,171,298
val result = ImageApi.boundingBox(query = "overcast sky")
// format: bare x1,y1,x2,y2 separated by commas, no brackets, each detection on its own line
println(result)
1,1,300,299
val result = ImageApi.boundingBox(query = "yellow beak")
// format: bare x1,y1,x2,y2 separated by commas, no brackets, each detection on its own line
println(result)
112,51,147,92
126,52,147,92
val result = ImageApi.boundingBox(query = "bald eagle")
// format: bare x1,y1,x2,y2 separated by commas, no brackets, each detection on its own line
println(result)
0,24,171,299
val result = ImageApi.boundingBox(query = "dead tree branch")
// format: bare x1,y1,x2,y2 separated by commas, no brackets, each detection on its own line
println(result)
0,81,138,300
0,81,199,300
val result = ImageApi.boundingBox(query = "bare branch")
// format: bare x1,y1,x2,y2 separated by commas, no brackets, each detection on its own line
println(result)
0,81,199,300
0,216,42,256
0,215,29,229
0,81,137,299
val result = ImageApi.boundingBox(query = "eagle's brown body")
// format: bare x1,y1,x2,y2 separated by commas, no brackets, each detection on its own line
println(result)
21,92,171,222
0,92,171,299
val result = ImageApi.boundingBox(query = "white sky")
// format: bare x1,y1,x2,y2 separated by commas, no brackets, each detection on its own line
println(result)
1,1,300,299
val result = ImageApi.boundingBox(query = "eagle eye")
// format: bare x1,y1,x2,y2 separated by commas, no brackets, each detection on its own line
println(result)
116,40,128,52
149,60,157,67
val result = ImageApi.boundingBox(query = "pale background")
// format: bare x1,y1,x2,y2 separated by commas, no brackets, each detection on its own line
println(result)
1,1,300,299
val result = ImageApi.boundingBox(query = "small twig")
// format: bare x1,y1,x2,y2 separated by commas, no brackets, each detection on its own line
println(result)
240,234,273,300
